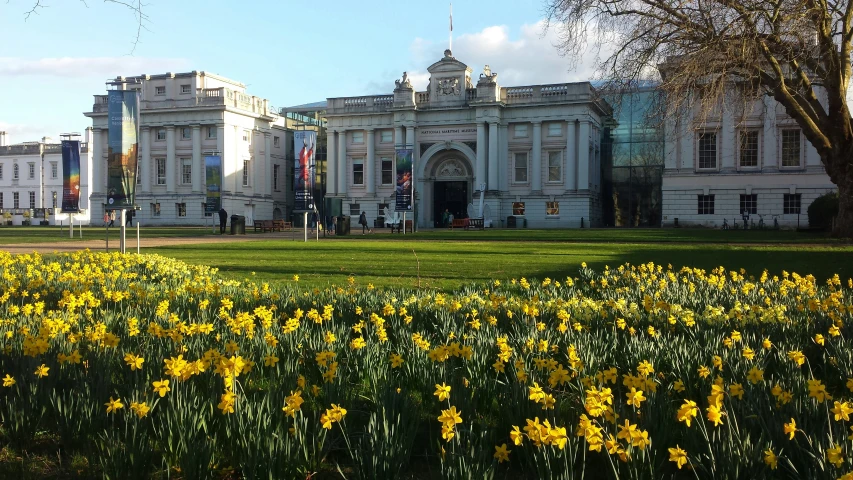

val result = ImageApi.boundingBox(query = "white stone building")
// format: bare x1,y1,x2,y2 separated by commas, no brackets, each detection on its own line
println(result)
84,71,295,225
662,96,836,228
324,50,611,229
0,131,94,225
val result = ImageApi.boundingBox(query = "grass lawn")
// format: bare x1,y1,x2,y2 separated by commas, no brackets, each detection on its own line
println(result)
147,228,853,290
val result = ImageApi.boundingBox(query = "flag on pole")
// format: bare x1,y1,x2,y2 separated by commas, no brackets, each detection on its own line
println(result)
450,3,453,32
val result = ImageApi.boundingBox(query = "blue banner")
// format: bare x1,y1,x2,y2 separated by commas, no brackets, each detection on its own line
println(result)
205,155,222,213
61,140,81,213
106,90,140,210
395,148,413,211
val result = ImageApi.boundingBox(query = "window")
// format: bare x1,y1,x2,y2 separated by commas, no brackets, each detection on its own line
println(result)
155,86,165,96
781,129,802,167
243,160,250,186
273,136,280,147
243,130,251,143
28,163,35,179
349,203,360,216
0,164,3,179
547,151,562,182
739,130,759,168
181,127,191,140
29,191,35,208
0,192,3,208
548,123,562,136
273,164,280,191
514,124,528,138
381,158,393,185
352,131,364,144
181,158,192,185
380,130,393,143
698,194,715,215
151,203,161,216
697,132,717,169
784,194,802,214
51,162,58,179
13,192,19,208
156,129,166,141
137,161,142,184
352,159,364,185
207,127,217,139
180,84,191,94
512,202,525,216
156,158,166,185
177,203,186,217
377,203,389,217
513,152,528,183
739,194,757,214
13,164,19,180
51,191,57,208
546,201,559,216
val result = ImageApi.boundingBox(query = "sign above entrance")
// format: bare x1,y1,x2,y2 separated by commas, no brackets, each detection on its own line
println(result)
417,125,476,142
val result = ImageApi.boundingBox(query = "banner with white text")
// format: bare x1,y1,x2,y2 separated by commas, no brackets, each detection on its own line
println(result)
395,148,413,211
106,90,140,210
205,155,222,213
294,130,316,211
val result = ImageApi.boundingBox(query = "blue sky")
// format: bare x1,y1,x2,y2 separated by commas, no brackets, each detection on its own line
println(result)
0,0,600,142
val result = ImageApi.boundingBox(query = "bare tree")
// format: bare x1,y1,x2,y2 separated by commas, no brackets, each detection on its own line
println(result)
546,0,853,236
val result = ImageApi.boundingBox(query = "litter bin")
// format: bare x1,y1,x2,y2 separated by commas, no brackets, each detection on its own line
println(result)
230,215,245,235
507,216,516,228
336,216,351,235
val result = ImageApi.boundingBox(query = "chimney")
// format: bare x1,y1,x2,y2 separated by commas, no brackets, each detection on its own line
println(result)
85,127,93,144
0,131,6,146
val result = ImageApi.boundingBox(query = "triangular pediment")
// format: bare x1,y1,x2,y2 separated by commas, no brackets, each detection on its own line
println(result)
427,50,473,75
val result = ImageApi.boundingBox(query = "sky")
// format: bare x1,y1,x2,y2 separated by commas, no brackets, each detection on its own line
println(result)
0,0,603,143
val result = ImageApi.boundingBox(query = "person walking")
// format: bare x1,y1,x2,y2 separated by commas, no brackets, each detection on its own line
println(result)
108,210,115,228
358,211,372,234
218,207,227,234
125,210,133,227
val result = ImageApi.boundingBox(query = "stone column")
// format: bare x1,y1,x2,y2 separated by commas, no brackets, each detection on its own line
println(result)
191,125,201,193
366,129,376,194
476,123,486,190
578,121,590,191
140,127,151,193
91,128,103,195
254,131,263,194
488,122,498,190
234,125,241,193
327,131,337,195
566,121,576,191
499,124,508,191
395,127,404,148
217,125,225,195
166,126,176,193
532,121,542,193
337,130,347,195
264,132,272,196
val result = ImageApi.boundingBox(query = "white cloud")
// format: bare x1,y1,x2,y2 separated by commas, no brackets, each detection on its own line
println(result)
0,122,60,144
0,57,190,78
360,20,605,94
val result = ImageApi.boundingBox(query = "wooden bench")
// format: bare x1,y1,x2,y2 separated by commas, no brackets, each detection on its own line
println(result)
253,220,265,232
450,218,468,230
391,220,413,234
272,220,292,231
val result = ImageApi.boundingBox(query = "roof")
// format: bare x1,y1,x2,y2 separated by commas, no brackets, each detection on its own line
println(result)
284,101,327,111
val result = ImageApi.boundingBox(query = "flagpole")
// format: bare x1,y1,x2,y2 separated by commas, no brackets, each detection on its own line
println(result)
449,3,453,51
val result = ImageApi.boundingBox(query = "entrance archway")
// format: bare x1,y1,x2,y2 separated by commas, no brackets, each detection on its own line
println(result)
417,142,476,227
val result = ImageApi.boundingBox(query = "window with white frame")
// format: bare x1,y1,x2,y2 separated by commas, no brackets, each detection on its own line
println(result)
13,164,19,180
28,163,35,179
352,131,364,144
151,203,160,216
697,194,715,214
156,158,166,185
0,164,3,179
207,126,217,139
784,194,801,214
177,203,187,217
781,129,802,167
547,123,562,137
273,136,280,147
513,152,529,183
380,130,393,143
180,84,191,94
13,192,19,208
156,129,166,141
546,201,559,216
155,86,166,96
181,158,192,185
50,162,58,179
739,194,757,214
352,158,364,185
243,130,251,143
514,124,528,138
273,164,281,191
697,132,717,169
29,191,35,208
739,130,759,168
181,127,191,140
243,160,251,186
381,158,393,185
349,203,360,216
0,192,3,208
547,151,562,182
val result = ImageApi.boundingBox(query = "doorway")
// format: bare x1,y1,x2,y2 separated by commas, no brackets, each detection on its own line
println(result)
433,181,468,227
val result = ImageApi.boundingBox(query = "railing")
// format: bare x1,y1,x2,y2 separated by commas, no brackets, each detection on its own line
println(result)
91,87,274,116
328,95,396,113
416,91,430,104
466,88,477,101
502,83,591,104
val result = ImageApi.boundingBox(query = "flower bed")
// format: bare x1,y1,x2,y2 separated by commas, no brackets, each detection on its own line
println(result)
0,251,851,479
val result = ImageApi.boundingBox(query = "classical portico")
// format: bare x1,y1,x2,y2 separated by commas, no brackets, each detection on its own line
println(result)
324,50,611,228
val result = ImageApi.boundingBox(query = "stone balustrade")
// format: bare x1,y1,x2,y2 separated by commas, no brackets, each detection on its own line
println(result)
91,87,273,116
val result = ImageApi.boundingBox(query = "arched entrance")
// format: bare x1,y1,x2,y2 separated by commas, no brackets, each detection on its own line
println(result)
417,142,475,227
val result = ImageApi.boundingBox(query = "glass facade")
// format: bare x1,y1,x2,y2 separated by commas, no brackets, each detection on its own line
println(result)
602,85,664,227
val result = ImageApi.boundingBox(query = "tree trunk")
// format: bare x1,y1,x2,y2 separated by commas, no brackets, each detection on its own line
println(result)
833,178,853,238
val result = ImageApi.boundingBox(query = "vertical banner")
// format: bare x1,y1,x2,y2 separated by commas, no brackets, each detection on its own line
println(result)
293,130,316,211
61,140,81,213
395,148,413,211
204,155,222,213
106,90,140,210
